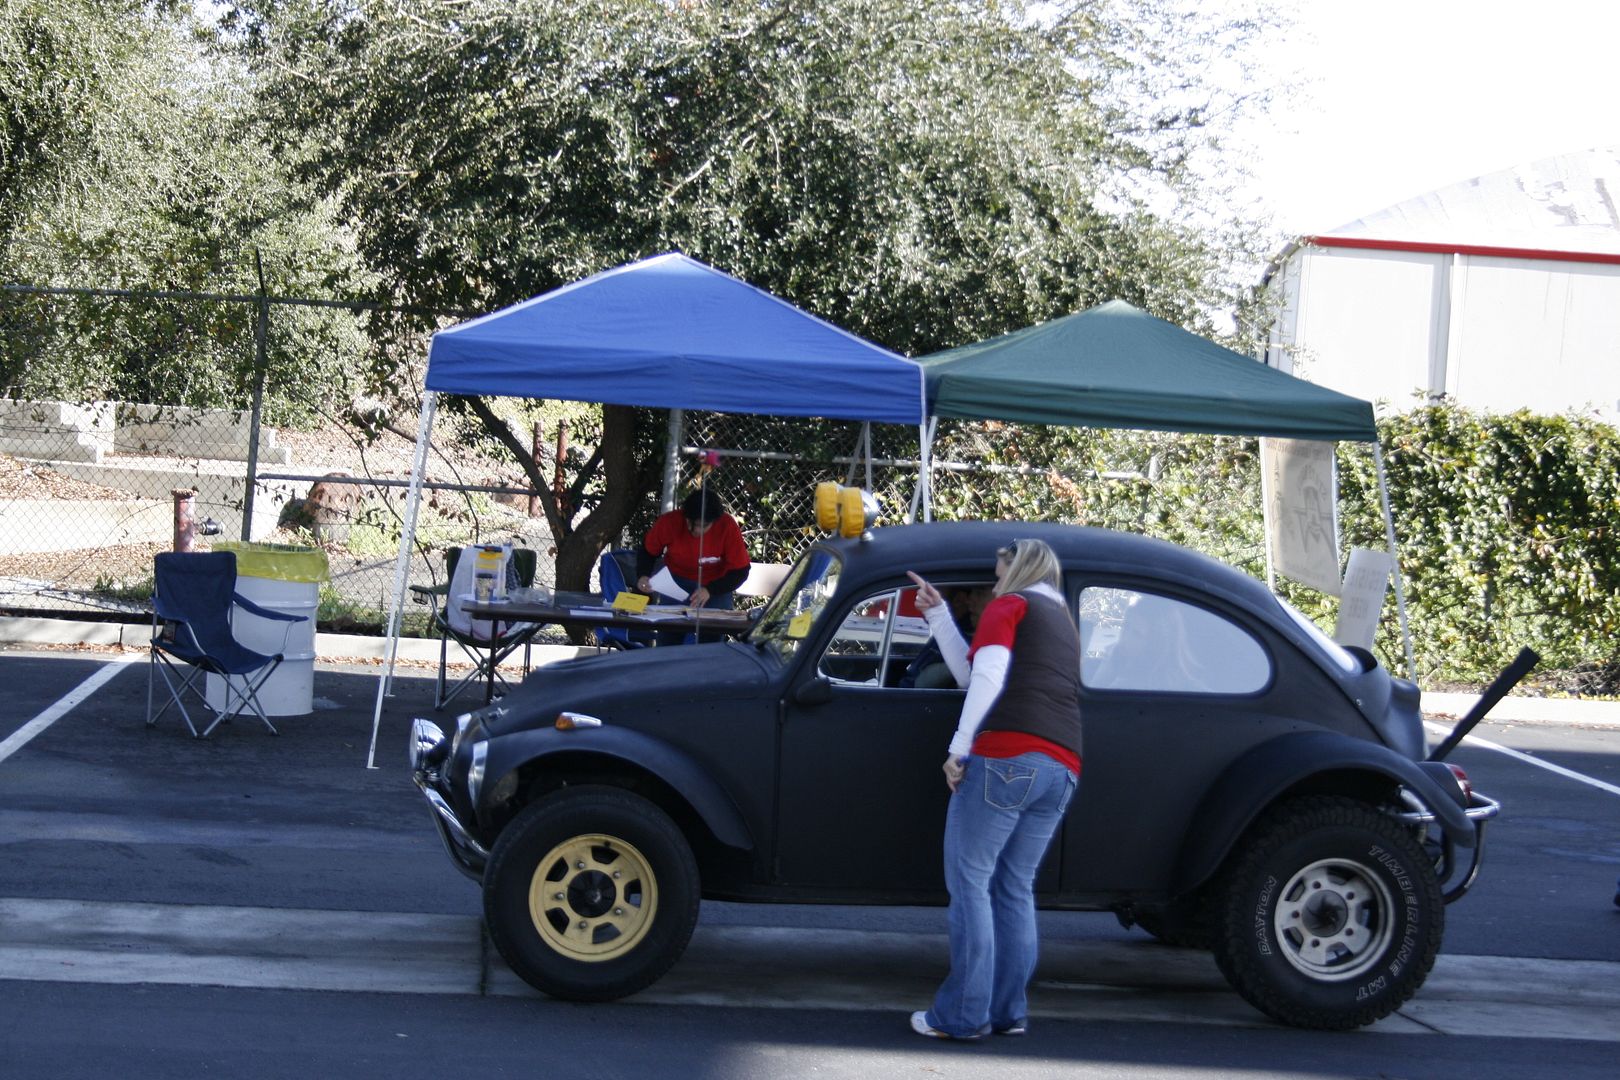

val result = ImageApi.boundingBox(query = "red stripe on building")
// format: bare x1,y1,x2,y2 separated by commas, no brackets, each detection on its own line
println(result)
1304,235,1620,267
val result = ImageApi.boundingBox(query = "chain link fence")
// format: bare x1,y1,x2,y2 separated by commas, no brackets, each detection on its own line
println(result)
2,277,1276,639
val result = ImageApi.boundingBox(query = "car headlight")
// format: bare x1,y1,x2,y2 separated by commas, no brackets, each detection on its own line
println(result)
410,719,448,771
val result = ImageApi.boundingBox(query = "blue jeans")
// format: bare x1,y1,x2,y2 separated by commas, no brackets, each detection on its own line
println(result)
926,752,1078,1037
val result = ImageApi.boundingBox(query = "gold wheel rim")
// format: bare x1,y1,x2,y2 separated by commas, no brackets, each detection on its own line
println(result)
528,833,658,962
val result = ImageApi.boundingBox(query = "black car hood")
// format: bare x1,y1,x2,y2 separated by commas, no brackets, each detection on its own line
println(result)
481,641,773,735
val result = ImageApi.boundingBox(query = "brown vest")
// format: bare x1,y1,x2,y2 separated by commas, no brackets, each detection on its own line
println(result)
982,590,1083,754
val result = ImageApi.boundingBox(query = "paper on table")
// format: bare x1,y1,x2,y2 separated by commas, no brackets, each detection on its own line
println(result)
632,609,691,621
648,566,689,602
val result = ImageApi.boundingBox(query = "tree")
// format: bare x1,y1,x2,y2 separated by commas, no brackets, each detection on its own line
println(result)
0,1,373,423
221,0,1281,589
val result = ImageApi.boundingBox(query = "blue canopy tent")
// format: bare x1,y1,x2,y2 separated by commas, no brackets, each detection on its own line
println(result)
369,253,926,765
425,252,923,423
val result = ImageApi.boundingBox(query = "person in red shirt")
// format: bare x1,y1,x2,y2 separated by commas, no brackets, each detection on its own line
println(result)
635,489,751,642
905,538,1082,1041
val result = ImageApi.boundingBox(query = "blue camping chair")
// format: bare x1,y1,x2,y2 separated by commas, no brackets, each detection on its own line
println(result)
595,549,658,650
146,551,307,738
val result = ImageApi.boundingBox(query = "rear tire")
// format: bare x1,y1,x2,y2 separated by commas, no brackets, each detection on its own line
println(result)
1211,795,1443,1030
483,785,700,1001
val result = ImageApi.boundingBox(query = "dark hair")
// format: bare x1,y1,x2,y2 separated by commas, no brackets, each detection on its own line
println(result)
682,488,725,524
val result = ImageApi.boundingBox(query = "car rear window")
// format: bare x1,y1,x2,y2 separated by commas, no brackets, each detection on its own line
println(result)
1080,586,1270,694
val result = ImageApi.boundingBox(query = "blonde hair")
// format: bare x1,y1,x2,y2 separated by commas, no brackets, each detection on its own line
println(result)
995,537,1062,596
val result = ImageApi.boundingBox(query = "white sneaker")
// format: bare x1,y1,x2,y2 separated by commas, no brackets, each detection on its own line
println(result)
909,1011,982,1041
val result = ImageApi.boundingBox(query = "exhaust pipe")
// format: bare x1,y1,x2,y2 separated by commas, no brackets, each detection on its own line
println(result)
1427,647,1540,762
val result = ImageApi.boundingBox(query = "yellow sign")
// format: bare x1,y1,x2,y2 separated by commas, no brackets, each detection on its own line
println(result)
611,591,650,613
788,612,813,638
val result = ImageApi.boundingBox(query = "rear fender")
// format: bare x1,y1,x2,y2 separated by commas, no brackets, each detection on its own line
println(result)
1171,730,1473,897
481,726,753,851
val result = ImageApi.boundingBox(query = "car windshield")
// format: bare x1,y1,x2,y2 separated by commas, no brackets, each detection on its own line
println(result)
750,548,842,662
1276,597,1361,675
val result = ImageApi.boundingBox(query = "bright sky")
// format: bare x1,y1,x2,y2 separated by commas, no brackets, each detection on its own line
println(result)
1238,0,1620,235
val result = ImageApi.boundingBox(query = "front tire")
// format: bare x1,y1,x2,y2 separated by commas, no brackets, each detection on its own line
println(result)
1211,795,1443,1030
483,785,700,1001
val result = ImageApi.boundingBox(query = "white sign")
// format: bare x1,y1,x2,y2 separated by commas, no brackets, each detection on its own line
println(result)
1334,548,1393,651
1263,438,1341,595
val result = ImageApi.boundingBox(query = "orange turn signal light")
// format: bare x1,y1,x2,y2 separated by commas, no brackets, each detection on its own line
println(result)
555,712,604,731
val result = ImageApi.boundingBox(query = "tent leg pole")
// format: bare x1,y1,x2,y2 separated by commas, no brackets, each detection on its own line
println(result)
1373,440,1416,681
368,392,437,770
842,425,863,485
1259,437,1276,591
661,409,684,513
909,422,926,524
863,422,873,491
926,417,939,524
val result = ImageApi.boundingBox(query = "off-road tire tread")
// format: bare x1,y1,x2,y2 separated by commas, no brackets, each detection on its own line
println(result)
1211,795,1443,1030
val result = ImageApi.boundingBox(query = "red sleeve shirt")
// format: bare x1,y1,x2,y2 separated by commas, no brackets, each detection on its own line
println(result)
643,510,750,586
967,593,1027,658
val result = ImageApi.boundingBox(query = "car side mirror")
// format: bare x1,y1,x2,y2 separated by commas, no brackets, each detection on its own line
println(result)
793,676,834,706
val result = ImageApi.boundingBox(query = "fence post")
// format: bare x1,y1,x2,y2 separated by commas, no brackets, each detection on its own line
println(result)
242,249,270,541
661,408,684,512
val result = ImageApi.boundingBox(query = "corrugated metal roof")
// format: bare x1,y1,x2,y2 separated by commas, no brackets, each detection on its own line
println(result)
1323,147,1620,255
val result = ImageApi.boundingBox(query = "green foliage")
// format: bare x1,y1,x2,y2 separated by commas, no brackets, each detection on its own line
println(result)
1338,408,1620,691
923,405,1620,692
0,1,375,422
216,0,1279,587
91,570,155,602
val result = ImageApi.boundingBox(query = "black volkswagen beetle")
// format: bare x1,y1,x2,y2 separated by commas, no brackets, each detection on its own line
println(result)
409,521,1509,1030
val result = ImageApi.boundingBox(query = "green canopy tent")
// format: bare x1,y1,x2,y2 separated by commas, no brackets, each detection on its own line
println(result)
921,300,1375,439
916,300,1412,674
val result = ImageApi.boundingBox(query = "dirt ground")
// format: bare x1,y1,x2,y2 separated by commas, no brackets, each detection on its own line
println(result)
0,454,138,501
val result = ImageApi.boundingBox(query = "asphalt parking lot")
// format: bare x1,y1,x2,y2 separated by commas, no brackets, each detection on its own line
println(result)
2,638,1619,1077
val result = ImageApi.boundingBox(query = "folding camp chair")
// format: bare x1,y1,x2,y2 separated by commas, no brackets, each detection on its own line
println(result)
146,551,307,738
410,545,540,709
595,548,658,650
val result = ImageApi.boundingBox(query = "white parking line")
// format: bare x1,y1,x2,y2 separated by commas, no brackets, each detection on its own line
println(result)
1425,721,1620,798
0,655,141,766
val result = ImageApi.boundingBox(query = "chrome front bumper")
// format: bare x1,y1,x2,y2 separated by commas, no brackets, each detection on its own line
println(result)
410,717,488,881
413,771,488,881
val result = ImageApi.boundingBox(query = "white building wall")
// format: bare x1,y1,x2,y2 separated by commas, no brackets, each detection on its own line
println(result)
1447,257,1620,417
1268,245,1620,420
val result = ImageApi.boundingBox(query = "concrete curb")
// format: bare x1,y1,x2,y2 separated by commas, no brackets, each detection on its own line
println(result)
2,897,1617,1040
1421,691,1620,729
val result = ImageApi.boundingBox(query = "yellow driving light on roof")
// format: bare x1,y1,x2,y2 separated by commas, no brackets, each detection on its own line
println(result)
813,482,879,538
814,482,842,531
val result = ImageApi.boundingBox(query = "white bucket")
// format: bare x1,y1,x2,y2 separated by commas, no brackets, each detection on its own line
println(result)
205,574,320,717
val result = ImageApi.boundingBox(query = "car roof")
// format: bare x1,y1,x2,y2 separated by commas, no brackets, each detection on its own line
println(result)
825,521,1282,617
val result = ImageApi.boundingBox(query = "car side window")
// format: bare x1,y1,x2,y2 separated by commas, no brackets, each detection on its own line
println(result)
1080,586,1270,694
817,585,956,688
